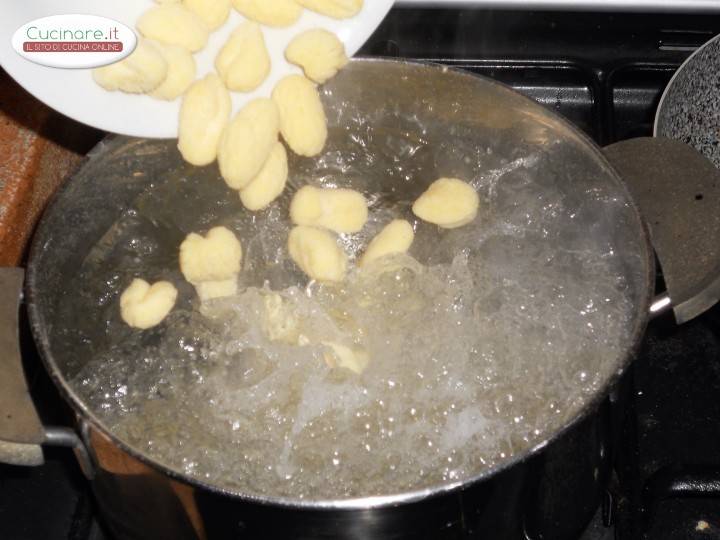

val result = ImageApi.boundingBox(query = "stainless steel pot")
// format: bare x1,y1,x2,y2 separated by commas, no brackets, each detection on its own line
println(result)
2,59,720,539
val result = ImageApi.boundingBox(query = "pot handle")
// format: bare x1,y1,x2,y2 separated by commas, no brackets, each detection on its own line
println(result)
603,137,720,323
0,267,94,477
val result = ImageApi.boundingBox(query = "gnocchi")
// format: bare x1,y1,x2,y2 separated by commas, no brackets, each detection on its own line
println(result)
288,225,347,282
184,0,232,31
137,4,210,52
231,0,303,27
215,22,271,92
120,279,178,329
218,98,280,190
92,39,167,94
149,42,196,100
239,142,288,211
322,341,369,374
285,29,348,84
359,219,414,267
290,185,368,233
262,293,301,344
179,226,243,300
178,73,232,166
272,75,327,157
194,279,239,301
412,177,479,229
296,0,363,19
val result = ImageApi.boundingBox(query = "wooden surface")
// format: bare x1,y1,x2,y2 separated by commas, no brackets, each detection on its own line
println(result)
0,69,101,265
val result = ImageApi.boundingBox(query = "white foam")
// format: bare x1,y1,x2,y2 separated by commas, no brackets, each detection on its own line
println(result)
73,239,632,500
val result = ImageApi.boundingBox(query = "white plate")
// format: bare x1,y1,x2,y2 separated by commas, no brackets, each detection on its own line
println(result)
0,0,394,138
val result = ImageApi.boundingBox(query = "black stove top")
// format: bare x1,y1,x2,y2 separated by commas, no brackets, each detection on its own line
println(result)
2,7,720,540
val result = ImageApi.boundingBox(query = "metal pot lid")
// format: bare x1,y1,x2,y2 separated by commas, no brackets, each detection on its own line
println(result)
654,32,720,167
651,34,720,322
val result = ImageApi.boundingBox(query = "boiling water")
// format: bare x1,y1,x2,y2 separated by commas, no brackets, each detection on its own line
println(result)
62,98,641,502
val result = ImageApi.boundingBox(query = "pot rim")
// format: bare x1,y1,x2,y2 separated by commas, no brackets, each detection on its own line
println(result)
25,57,656,510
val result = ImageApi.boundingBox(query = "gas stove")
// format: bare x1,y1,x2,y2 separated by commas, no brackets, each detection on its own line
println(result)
2,6,720,540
